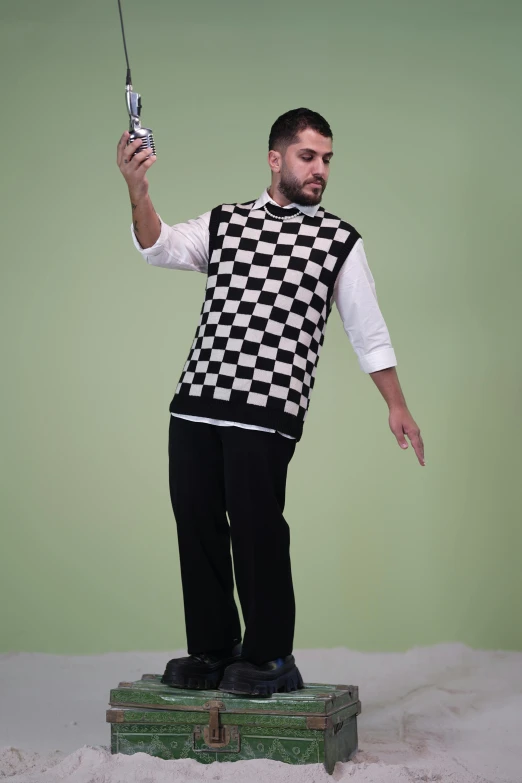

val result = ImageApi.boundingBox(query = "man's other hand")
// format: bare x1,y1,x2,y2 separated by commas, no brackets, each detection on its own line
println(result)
389,406,425,466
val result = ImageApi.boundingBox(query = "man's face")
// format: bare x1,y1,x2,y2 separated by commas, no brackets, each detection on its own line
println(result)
277,128,333,207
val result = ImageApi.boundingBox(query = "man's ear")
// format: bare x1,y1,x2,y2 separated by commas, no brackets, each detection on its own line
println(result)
268,150,281,174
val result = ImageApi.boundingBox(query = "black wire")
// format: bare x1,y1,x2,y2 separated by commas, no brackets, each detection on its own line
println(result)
117,0,132,85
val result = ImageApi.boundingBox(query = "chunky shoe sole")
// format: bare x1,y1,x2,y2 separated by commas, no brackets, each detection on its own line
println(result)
218,659,304,697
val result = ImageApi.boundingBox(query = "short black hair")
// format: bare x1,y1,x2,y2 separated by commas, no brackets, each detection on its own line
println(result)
268,108,332,152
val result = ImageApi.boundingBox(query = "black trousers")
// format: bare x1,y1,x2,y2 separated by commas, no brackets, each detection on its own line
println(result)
168,415,297,666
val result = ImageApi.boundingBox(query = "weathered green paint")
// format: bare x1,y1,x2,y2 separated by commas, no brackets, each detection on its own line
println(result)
110,677,358,716
110,721,327,765
107,677,360,775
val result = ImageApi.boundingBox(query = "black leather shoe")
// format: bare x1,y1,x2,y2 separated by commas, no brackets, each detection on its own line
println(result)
161,642,242,690
218,654,304,697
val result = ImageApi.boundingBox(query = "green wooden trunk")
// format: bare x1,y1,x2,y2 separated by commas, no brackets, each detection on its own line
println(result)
107,674,361,775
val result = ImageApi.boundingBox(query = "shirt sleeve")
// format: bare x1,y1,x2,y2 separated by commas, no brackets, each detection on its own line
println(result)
333,237,398,373
130,210,211,273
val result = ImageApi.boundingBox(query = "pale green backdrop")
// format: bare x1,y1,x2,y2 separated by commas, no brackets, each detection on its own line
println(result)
1,0,521,654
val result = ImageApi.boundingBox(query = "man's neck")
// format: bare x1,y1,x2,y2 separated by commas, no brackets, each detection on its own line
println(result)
267,186,292,208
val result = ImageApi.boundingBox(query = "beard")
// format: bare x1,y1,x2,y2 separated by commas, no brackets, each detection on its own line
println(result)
277,166,326,207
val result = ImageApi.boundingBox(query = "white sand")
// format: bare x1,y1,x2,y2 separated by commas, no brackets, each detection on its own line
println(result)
1,643,520,782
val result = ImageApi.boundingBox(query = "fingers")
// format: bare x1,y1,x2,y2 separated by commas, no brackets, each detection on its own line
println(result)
391,418,425,466
407,429,425,466
116,131,130,166
141,153,157,169
117,133,156,193
134,146,156,166
117,132,157,169
392,426,408,450
127,144,151,167
118,137,143,169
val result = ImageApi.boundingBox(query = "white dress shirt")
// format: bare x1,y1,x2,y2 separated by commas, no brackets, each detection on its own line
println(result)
131,189,397,438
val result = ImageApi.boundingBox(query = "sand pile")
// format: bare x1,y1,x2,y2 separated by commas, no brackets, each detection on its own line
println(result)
1,643,520,781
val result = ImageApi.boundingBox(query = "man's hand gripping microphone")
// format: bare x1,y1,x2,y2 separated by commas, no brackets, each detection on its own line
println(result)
126,79,156,157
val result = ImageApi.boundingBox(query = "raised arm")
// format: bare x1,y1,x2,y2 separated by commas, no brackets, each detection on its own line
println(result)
117,131,161,249
117,130,210,272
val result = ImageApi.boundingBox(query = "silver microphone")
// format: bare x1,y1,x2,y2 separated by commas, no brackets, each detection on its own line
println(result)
126,83,156,156
118,0,156,157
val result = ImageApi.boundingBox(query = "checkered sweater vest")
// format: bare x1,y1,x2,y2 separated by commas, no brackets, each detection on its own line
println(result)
169,199,361,440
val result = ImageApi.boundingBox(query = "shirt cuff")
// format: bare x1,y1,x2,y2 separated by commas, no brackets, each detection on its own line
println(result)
130,214,169,256
359,347,397,374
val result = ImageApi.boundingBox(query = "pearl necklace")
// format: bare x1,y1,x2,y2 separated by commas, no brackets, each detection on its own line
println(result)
264,205,301,221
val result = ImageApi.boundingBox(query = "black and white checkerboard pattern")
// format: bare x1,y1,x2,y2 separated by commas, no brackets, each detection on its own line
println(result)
173,200,358,425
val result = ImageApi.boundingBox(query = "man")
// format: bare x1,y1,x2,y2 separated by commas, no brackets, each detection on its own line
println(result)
117,108,424,698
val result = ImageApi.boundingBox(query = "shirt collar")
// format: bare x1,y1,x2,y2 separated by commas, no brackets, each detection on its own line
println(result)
252,188,320,218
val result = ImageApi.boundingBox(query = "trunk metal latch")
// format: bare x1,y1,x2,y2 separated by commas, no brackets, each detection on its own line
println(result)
193,699,239,752
205,700,228,747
